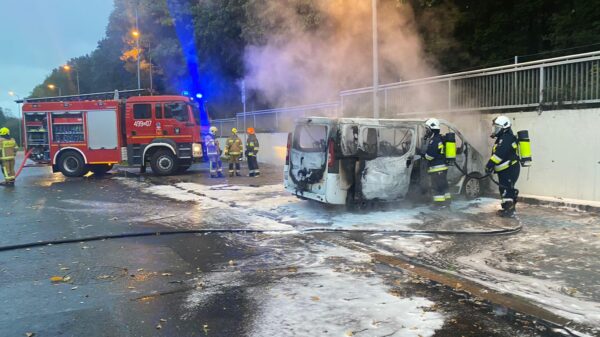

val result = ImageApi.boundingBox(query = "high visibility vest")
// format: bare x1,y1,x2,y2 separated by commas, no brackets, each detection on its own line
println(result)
0,138,17,160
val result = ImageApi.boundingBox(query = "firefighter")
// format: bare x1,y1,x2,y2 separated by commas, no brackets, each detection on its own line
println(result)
205,126,224,178
486,116,520,217
423,118,450,206
224,127,243,177
0,127,18,186
245,127,260,177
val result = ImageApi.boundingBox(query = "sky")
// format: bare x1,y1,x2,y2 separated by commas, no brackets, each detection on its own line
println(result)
0,0,114,117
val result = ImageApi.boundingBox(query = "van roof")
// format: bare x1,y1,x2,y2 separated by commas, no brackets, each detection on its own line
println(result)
297,116,429,125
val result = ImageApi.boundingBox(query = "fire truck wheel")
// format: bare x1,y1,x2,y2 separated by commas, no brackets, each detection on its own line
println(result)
150,149,178,176
90,164,114,176
58,151,87,177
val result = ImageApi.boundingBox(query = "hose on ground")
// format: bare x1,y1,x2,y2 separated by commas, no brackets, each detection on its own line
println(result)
452,162,513,191
0,224,522,253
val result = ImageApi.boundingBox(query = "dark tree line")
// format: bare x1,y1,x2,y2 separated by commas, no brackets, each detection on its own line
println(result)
29,0,600,118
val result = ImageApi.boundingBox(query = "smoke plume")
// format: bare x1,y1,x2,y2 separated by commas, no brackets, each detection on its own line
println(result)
243,0,438,108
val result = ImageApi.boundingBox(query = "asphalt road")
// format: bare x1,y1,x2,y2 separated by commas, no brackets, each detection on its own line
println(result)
0,160,595,337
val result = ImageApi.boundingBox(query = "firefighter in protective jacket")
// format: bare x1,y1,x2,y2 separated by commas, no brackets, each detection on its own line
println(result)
0,127,18,185
423,118,450,206
224,128,243,177
205,126,223,178
486,116,520,217
245,128,260,177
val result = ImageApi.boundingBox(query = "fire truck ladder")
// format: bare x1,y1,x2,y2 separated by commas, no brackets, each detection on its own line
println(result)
15,89,152,103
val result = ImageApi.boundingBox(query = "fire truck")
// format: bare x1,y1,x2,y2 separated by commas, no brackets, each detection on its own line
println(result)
21,90,203,177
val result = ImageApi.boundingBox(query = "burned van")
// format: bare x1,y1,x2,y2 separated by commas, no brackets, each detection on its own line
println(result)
283,117,487,205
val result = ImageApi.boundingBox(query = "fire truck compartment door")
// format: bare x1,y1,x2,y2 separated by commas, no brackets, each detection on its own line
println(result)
87,110,118,150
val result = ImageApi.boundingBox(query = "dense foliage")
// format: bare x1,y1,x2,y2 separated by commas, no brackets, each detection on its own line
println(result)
29,0,600,118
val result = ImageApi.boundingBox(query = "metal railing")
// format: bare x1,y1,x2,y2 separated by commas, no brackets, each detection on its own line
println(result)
341,50,600,117
213,50,600,131
213,102,339,137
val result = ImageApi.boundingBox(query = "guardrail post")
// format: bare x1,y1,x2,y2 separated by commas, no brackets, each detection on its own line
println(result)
448,79,452,111
539,66,545,110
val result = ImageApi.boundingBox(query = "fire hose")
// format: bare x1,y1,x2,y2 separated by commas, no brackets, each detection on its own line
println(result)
452,161,516,192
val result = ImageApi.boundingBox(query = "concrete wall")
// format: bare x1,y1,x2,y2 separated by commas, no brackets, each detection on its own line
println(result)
219,108,600,202
217,133,288,166
500,108,600,202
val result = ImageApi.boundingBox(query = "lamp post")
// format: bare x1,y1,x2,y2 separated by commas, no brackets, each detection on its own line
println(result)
47,84,62,96
132,29,141,90
7,91,22,147
372,0,379,118
62,65,80,95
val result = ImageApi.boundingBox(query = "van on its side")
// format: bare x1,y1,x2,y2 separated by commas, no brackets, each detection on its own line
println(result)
283,117,487,206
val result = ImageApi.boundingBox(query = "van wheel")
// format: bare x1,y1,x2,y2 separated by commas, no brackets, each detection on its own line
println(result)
91,164,113,175
58,151,87,177
464,172,483,199
150,149,178,176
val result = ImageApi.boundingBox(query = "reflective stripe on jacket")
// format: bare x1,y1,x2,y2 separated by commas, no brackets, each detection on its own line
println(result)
246,134,259,156
225,135,243,155
487,130,519,172
425,133,447,173
204,134,221,156
0,137,17,160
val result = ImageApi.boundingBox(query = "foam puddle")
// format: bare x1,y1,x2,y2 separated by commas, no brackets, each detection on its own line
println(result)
117,179,501,232
183,241,445,337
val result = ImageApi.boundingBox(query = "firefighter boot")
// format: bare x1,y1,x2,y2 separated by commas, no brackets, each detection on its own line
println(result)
497,200,516,217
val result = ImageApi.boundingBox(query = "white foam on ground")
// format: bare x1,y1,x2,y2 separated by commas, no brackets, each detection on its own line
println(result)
181,240,444,337
457,250,600,326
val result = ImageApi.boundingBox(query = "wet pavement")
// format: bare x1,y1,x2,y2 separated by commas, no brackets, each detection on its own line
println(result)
1,157,599,336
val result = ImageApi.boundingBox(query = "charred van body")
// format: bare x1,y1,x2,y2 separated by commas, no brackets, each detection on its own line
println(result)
283,117,487,206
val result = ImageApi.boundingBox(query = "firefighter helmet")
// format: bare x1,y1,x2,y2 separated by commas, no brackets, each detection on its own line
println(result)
0,127,9,136
424,118,440,130
210,126,218,135
247,127,255,135
231,127,238,134
492,116,511,137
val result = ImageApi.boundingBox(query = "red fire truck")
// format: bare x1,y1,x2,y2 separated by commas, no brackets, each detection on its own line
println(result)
21,90,203,177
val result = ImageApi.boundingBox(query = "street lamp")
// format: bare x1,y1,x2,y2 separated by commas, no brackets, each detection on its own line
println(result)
372,0,379,118
132,29,141,90
62,64,80,95
47,84,62,96
7,91,22,147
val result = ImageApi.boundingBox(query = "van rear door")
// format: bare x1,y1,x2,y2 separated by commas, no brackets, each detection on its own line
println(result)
289,123,329,194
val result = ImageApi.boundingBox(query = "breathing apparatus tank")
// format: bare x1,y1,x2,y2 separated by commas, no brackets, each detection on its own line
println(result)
517,130,532,167
444,132,456,164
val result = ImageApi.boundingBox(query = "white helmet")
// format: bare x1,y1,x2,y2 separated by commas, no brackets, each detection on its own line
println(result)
492,116,511,137
425,118,440,130
210,126,218,135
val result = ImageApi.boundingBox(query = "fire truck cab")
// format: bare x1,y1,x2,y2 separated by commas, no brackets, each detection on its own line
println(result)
22,92,203,177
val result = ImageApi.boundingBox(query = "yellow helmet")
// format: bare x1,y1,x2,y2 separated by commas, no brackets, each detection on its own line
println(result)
0,127,9,136
231,127,238,134
210,126,218,134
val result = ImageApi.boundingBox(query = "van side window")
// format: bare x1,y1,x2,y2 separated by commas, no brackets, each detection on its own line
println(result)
341,125,359,155
164,102,189,122
378,127,413,157
133,104,151,119
294,124,327,152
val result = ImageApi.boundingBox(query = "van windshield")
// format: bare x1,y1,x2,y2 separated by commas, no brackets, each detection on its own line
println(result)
294,124,327,152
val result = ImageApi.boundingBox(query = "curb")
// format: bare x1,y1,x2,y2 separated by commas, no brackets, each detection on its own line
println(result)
518,195,600,213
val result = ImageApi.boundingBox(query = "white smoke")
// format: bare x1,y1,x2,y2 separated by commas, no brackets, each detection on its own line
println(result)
243,0,438,108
